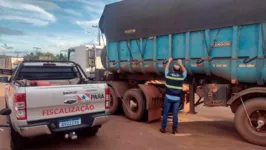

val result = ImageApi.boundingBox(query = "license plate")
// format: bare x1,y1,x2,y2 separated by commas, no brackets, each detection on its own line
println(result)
59,118,81,128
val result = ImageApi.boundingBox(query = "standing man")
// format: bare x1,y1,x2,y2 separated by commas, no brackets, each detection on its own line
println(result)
160,57,187,134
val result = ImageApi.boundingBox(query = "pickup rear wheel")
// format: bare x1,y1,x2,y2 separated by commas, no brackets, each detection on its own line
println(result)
10,124,29,150
88,127,99,136
109,87,121,114
122,89,146,121
234,98,266,146
78,126,100,137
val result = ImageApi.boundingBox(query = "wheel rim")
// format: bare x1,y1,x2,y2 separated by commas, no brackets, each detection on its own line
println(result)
245,108,266,136
125,96,139,114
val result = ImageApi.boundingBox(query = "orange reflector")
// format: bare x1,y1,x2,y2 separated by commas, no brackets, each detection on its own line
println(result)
231,79,236,84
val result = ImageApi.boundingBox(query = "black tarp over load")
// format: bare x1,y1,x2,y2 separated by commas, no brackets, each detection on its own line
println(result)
99,0,266,42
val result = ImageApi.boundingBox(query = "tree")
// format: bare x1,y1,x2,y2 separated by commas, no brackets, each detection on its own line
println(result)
24,52,67,61
57,53,67,61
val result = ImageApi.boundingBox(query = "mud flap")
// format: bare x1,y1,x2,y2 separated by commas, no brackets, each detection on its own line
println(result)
107,81,129,98
139,84,163,122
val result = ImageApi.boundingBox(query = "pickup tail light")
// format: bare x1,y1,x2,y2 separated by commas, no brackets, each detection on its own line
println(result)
14,93,27,120
105,88,110,109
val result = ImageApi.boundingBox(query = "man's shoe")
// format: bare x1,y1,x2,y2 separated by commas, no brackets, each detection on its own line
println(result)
160,128,166,133
172,129,178,134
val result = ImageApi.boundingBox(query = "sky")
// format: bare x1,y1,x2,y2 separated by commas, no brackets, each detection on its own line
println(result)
0,0,118,55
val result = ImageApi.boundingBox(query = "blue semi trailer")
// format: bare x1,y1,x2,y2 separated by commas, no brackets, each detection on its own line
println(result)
69,0,266,146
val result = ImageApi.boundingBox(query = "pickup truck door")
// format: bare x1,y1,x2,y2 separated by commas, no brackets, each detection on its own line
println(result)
25,84,106,121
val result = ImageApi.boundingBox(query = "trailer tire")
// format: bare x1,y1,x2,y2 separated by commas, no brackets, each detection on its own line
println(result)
109,87,121,114
122,89,146,121
234,98,266,146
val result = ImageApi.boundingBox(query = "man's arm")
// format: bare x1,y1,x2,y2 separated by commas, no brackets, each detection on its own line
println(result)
165,57,173,71
165,57,173,76
178,59,187,78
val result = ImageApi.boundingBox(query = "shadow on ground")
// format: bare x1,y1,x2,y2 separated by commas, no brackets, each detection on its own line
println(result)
24,120,256,150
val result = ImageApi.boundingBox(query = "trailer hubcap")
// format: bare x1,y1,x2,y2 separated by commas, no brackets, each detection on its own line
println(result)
247,110,266,135
256,119,265,131
129,99,138,112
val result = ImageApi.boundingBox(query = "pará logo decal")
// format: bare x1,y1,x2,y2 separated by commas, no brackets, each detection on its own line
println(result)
77,93,104,102
91,93,104,100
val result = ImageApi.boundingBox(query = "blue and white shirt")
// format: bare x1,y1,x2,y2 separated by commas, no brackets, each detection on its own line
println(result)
165,70,187,101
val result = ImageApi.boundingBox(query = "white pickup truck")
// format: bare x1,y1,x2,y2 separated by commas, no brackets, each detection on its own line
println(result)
0,60,110,150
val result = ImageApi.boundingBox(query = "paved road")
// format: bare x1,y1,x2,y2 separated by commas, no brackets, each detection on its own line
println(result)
0,97,265,150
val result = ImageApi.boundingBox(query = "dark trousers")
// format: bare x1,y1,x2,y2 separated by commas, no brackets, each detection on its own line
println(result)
161,97,180,130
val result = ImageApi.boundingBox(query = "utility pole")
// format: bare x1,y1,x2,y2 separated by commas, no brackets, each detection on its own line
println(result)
60,50,68,61
32,47,41,60
33,47,41,54
92,25,101,46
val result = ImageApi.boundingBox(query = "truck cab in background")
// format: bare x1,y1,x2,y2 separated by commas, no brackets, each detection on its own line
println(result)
0,56,23,75
67,45,105,80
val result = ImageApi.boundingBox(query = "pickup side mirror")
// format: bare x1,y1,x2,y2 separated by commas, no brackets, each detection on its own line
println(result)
0,108,12,115
0,77,8,83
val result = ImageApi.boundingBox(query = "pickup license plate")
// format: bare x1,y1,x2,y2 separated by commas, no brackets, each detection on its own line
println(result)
59,118,81,128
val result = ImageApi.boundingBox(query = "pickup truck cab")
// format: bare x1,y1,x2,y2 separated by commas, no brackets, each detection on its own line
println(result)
1,60,110,150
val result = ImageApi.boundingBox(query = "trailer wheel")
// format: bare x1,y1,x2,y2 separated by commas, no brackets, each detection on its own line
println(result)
234,98,266,146
122,89,146,121
109,87,121,114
